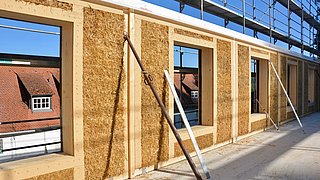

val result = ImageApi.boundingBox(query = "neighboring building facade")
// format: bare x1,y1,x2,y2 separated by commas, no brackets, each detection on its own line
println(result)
0,65,61,162
0,0,319,180
0,66,60,133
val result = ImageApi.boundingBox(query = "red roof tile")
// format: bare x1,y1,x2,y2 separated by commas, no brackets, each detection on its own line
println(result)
17,72,53,96
0,66,60,133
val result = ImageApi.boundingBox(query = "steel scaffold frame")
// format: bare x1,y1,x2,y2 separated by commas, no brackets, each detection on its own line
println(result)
175,0,320,58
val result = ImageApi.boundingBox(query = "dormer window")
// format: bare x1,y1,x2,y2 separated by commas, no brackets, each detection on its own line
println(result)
31,96,51,111
17,72,54,112
191,91,198,98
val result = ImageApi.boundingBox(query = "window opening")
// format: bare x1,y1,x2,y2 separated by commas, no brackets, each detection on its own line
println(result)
174,45,200,129
0,17,61,163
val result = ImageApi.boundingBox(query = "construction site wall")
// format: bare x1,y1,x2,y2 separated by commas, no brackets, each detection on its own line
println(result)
0,0,319,179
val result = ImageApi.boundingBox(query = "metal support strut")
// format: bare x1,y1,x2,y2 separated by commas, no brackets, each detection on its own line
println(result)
124,32,203,180
164,69,211,179
269,60,304,133
255,99,279,131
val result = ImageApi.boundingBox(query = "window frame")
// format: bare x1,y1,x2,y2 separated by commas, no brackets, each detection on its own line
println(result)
286,62,298,108
0,7,83,179
250,56,268,124
251,58,259,114
31,96,52,112
191,91,198,98
173,45,201,129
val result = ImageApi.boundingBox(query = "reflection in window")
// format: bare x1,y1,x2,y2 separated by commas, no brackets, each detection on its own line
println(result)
174,45,200,129
251,59,259,113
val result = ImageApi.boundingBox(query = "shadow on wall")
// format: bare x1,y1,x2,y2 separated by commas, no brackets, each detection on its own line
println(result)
157,75,168,163
103,55,125,179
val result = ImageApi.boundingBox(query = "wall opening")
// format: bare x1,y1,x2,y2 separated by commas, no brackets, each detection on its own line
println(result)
173,45,201,129
0,17,61,163
250,57,268,116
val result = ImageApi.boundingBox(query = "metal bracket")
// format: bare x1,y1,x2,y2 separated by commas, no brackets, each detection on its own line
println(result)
180,2,185,12
224,19,229,27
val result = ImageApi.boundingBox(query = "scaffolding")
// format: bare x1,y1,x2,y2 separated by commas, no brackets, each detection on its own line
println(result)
148,0,320,58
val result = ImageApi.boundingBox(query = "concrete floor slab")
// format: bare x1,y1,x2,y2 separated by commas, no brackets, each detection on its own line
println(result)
135,112,320,180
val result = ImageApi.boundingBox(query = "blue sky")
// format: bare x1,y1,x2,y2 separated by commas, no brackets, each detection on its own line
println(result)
0,0,317,58
0,18,60,57
144,0,318,57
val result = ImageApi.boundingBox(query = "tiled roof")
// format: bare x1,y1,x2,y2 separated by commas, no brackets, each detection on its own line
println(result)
174,73,199,104
17,72,53,96
0,66,60,133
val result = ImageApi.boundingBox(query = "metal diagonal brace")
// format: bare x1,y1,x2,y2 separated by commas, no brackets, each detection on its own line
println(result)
164,69,211,179
124,32,203,180
256,99,279,131
268,60,304,133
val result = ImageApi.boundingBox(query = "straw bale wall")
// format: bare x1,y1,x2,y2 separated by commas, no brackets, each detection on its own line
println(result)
174,28,213,41
251,48,268,55
16,0,72,11
141,20,170,167
174,134,213,157
26,168,74,180
83,7,126,179
280,56,287,122
287,111,295,120
269,53,278,122
237,44,250,136
251,119,267,132
216,39,232,143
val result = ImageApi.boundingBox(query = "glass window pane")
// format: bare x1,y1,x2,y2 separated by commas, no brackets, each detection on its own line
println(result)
181,47,199,68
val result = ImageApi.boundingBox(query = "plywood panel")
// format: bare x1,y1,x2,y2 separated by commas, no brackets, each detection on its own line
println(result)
83,8,126,179
216,39,232,143
174,134,213,157
269,53,278,123
141,20,169,167
237,45,250,136
26,168,74,180
16,0,72,11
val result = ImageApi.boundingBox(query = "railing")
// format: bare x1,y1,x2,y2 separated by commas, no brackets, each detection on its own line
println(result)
0,117,61,163
144,0,320,57
174,109,199,129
